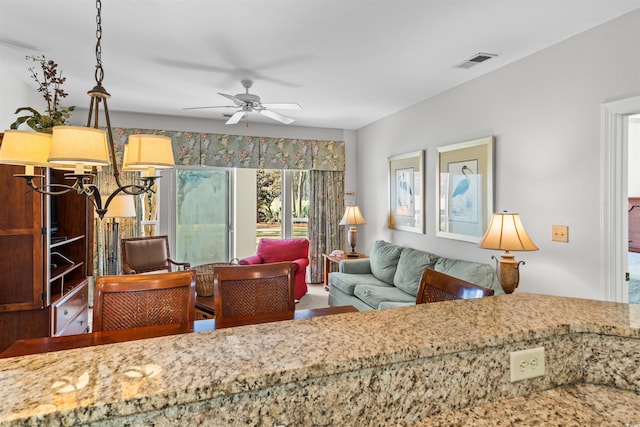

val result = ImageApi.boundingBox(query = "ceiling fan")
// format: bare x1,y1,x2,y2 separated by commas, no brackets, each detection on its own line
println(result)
184,79,302,125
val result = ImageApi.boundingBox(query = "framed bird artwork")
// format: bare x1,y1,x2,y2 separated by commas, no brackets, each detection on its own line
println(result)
388,150,425,233
436,136,495,243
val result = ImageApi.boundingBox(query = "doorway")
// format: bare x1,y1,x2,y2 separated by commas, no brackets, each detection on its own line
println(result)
627,114,640,303
602,96,640,303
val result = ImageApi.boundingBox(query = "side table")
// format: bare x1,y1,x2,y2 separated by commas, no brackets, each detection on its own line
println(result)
322,252,368,290
195,295,215,320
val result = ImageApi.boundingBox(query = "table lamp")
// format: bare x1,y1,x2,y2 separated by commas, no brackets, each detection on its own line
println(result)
101,194,136,275
339,205,367,257
478,211,538,294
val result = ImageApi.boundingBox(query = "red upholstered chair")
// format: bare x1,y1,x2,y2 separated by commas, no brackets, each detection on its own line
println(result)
239,238,309,300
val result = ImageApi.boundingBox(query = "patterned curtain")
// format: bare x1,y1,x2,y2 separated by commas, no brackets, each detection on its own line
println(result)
308,170,345,283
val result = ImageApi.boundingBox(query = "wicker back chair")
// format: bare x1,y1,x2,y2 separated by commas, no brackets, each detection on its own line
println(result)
416,269,494,304
92,270,196,332
213,262,295,329
121,235,190,274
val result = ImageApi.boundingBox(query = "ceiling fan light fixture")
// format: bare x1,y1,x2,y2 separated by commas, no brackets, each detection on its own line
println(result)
187,79,301,125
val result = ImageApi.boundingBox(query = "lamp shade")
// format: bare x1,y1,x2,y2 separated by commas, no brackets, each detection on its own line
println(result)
0,130,51,167
478,212,538,251
339,206,367,225
48,126,110,166
101,194,136,218
123,135,175,170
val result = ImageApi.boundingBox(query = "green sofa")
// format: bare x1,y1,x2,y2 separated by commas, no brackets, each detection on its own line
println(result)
328,240,503,311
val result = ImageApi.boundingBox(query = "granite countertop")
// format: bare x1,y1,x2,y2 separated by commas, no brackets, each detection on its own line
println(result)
0,293,639,425
416,383,640,426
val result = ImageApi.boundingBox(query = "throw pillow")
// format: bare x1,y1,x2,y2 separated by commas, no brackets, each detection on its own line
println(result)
369,240,403,285
393,247,439,296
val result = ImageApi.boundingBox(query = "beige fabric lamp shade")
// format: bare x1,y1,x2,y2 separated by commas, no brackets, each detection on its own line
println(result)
339,206,367,226
0,130,52,175
123,135,175,176
48,126,110,171
101,194,136,218
478,212,538,251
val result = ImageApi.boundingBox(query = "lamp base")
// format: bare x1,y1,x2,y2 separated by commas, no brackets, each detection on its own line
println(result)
347,226,358,256
492,251,525,294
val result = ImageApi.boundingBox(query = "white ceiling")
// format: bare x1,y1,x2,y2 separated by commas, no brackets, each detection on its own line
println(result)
1,1,639,130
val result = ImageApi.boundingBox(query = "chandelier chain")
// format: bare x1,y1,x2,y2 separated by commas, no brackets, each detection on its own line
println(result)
94,0,104,84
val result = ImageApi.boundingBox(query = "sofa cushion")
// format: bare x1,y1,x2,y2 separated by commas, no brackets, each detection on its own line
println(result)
434,257,501,292
393,247,439,296
330,272,388,296
378,301,414,310
353,284,415,309
369,240,403,285
256,238,309,263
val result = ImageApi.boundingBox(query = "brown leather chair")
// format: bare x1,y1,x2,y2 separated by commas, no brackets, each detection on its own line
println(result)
121,235,190,274
213,262,295,329
416,269,494,304
92,270,196,332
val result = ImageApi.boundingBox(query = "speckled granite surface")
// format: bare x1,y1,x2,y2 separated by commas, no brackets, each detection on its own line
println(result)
416,384,640,426
0,293,638,426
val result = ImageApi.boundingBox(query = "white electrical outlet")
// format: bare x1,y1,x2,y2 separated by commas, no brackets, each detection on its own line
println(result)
510,347,545,382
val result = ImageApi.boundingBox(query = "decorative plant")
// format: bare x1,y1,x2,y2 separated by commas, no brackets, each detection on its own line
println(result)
10,55,75,133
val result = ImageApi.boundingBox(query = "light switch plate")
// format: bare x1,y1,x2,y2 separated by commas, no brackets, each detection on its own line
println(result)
552,225,569,242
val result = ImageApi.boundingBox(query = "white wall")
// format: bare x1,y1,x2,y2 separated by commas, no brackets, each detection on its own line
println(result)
356,10,640,301
0,66,44,129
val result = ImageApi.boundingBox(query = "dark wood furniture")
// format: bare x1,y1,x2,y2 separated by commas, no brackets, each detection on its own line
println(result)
323,252,368,290
416,269,494,304
0,133,92,353
0,305,359,358
629,197,640,253
121,235,190,274
93,270,196,332
213,262,295,328
195,294,215,320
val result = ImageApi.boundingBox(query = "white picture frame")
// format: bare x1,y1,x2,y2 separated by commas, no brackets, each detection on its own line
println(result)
436,137,494,242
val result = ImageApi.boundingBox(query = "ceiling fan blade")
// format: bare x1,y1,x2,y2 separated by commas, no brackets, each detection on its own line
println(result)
261,102,302,110
219,92,244,105
182,105,236,110
259,109,295,125
226,111,246,125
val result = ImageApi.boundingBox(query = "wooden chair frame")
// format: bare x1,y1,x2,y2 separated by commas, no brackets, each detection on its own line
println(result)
213,262,295,329
416,269,494,304
93,270,196,332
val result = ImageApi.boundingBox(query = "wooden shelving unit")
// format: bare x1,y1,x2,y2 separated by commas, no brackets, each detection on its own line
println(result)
0,133,93,351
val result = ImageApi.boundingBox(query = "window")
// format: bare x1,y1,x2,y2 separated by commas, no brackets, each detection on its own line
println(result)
175,168,230,267
256,169,309,242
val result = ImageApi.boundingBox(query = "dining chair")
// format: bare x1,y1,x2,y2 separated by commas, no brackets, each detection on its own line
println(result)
416,268,494,304
213,262,295,329
92,270,196,332
120,235,190,274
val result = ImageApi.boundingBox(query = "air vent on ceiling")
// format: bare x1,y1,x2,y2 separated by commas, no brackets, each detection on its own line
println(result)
456,52,498,69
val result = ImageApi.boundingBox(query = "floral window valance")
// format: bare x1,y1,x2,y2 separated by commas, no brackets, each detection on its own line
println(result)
111,127,345,171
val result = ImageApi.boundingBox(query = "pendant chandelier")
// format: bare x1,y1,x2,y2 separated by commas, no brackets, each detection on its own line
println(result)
0,0,175,219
